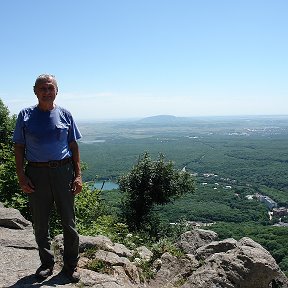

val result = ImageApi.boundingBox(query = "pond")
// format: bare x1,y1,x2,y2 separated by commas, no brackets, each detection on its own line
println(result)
93,181,119,191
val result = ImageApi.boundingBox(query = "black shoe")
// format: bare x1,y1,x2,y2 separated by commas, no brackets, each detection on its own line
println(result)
62,266,80,283
35,265,54,279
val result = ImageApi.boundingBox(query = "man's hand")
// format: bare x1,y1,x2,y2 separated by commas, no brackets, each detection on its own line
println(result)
72,175,82,195
18,174,35,193
14,143,34,193
69,141,82,195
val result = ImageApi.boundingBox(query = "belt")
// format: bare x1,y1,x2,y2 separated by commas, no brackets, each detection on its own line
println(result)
27,158,72,168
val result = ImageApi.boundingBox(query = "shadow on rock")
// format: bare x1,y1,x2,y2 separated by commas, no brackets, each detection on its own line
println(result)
7,271,72,288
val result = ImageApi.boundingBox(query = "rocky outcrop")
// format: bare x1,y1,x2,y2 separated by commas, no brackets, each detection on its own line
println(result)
175,229,218,254
181,237,287,288
0,207,40,287
0,205,142,287
1,203,288,288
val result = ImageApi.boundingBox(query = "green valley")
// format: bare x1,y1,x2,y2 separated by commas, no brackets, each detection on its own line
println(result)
78,115,288,273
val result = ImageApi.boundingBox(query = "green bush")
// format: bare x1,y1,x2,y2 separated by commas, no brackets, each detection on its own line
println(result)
85,258,113,274
0,99,30,218
118,152,195,232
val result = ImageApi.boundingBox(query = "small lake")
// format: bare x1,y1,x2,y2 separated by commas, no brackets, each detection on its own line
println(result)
94,181,119,191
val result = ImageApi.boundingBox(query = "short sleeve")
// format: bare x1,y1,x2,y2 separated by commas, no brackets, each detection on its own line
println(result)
67,116,82,143
13,112,25,144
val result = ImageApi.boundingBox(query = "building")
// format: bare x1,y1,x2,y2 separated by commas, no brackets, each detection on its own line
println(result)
255,194,277,210
272,207,288,217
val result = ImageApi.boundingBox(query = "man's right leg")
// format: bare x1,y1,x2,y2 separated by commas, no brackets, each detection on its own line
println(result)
26,166,55,271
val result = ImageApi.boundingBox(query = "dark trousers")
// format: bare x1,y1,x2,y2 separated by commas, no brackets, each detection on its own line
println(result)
26,162,79,268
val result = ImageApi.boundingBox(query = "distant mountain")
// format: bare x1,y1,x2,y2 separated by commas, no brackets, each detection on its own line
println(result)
139,115,181,123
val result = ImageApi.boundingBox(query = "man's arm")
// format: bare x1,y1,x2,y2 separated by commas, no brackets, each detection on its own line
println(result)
69,140,82,195
14,143,34,193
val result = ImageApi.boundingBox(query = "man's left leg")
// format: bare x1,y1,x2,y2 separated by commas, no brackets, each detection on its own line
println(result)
51,162,80,282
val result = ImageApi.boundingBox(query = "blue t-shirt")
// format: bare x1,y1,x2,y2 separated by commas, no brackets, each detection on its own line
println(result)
13,105,82,162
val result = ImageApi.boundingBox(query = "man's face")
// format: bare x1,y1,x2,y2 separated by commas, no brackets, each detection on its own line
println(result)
34,80,57,105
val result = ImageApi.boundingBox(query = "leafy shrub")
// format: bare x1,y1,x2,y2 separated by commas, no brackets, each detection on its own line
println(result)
0,99,30,218
151,237,184,261
118,152,195,232
85,259,113,274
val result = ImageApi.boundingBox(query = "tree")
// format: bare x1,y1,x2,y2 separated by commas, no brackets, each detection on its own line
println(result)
118,152,195,232
0,98,16,146
0,99,31,218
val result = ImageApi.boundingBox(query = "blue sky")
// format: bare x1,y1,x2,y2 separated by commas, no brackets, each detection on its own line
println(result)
1,0,287,120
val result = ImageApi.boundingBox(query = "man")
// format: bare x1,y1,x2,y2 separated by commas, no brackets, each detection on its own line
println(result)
13,74,82,283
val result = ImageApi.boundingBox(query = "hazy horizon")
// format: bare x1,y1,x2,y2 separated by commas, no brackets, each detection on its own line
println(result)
74,113,288,123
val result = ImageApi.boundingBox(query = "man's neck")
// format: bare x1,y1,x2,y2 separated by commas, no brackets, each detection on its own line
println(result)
37,103,55,111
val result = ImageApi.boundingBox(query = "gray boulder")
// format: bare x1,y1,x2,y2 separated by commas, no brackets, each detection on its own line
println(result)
182,237,288,288
54,234,133,258
149,252,198,288
0,205,41,287
148,231,288,288
55,235,141,287
0,207,31,229
136,246,153,261
175,228,218,254
195,238,238,260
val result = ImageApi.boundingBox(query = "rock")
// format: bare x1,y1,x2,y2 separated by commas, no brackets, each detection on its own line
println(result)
149,252,196,288
0,206,41,287
151,258,163,275
175,228,218,254
79,269,136,288
0,205,83,288
0,245,40,287
181,237,288,288
1,203,287,288
54,234,133,258
0,207,31,229
113,242,133,258
0,206,36,250
54,234,112,252
114,264,141,285
136,246,153,261
93,250,141,284
185,254,199,267
93,249,131,266
195,238,238,260
54,235,141,287
0,226,37,249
